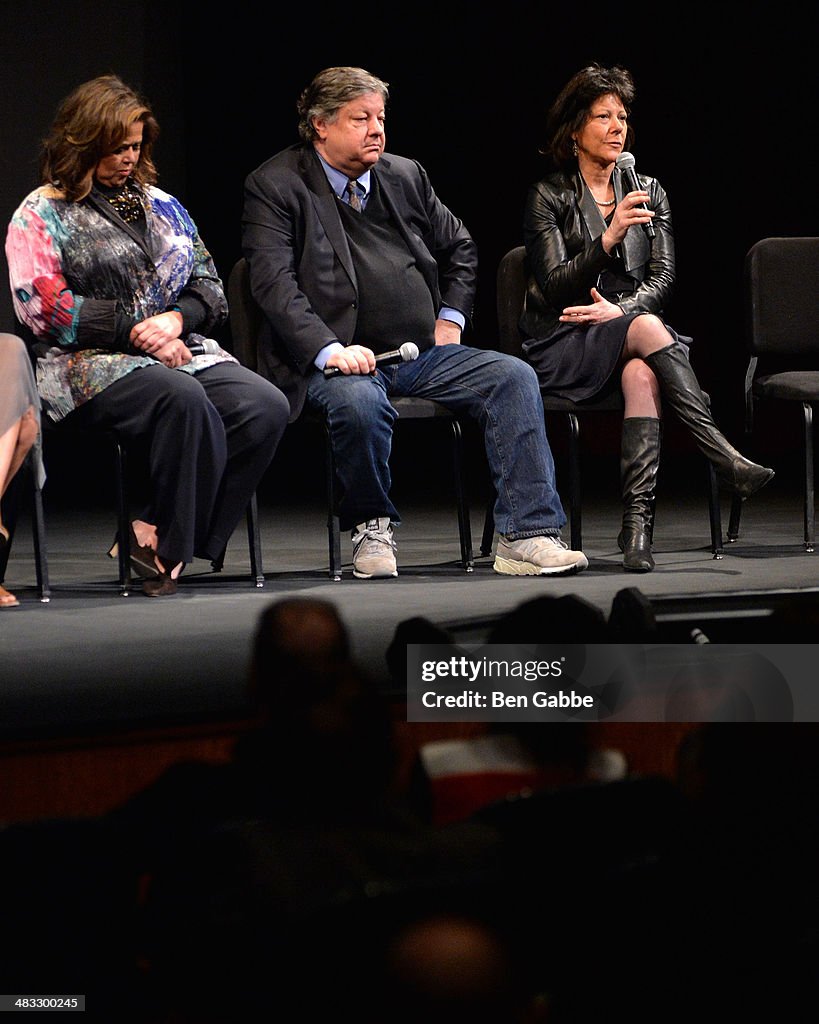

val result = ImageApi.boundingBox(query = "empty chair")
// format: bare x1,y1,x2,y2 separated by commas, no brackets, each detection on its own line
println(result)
727,236,819,551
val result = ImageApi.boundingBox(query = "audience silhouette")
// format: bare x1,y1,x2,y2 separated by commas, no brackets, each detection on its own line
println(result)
119,597,502,1020
2,594,817,1023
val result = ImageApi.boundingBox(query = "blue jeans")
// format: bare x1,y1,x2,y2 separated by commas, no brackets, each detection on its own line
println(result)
306,345,566,537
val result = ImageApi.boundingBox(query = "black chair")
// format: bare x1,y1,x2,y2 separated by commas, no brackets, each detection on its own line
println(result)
480,246,724,559
227,257,474,581
727,236,819,552
0,447,50,602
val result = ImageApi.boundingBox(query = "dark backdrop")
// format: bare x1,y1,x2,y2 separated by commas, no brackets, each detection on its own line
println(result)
2,3,814,489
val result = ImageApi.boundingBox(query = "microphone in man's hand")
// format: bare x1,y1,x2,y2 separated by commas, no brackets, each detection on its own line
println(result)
186,337,223,356
323,341,420,377
615,152,655,239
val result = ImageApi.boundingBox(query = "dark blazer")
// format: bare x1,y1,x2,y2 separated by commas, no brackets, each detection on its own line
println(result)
242,144,477,421
520,167,675,342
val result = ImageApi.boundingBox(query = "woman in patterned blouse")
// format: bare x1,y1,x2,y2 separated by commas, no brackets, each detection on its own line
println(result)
6,75,289,596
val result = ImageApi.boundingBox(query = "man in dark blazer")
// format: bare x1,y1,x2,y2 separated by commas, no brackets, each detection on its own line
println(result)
242,66,587,580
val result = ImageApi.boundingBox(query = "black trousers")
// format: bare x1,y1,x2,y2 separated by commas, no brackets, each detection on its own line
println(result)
67,362,289,565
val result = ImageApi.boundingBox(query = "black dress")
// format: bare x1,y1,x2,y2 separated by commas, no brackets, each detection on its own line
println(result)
522,244,689,403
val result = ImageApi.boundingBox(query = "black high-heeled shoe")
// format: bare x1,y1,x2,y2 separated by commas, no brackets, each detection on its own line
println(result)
107,524,160,578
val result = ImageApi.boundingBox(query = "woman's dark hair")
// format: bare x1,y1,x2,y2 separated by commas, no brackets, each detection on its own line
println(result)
39,74,159,202
541,64,636,173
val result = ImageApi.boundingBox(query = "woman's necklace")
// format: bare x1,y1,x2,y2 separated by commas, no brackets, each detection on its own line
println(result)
582,175,615,207
95,179,144,224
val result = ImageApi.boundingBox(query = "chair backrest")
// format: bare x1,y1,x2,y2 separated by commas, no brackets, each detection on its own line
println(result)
746,237,819,358
496,246,527,358
227,257,261,372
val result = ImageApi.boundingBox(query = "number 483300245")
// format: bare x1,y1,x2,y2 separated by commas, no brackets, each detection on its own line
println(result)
3,995,85,1011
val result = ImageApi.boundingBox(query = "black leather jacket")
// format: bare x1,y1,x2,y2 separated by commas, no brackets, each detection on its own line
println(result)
520,167,675,340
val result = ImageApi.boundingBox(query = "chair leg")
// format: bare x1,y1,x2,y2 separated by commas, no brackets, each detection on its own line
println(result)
0,470,22,585
210,494,264,586
449,420,473,571
113,441,131,596
567,413,582,552
31,471,51,602
246,492,264,587
706,462,724,558
804,403,815,553
727,494,743,543
480,500,494,557
0,465,49,601
325,425,342,581
329,512,342,581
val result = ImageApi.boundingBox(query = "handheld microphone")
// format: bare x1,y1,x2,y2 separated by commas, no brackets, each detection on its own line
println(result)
323,341,420,378
615,152,655,240
186,337,223,356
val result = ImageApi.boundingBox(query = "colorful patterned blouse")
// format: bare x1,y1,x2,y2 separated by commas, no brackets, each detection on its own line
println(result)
6,183,235,421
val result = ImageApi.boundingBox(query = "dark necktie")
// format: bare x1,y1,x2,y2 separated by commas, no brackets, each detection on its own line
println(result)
345,178,363,211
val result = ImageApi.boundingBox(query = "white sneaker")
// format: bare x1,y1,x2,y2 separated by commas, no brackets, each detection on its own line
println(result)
352,517,398,579
493,535,588,577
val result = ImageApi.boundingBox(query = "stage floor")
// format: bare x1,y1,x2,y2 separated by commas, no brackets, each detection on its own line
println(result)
2,453,817,743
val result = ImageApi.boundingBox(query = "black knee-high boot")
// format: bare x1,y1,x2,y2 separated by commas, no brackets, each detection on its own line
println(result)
644,343,774,498
618,417,661,572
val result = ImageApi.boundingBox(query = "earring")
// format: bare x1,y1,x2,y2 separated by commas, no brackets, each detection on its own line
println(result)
572,139,578,157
